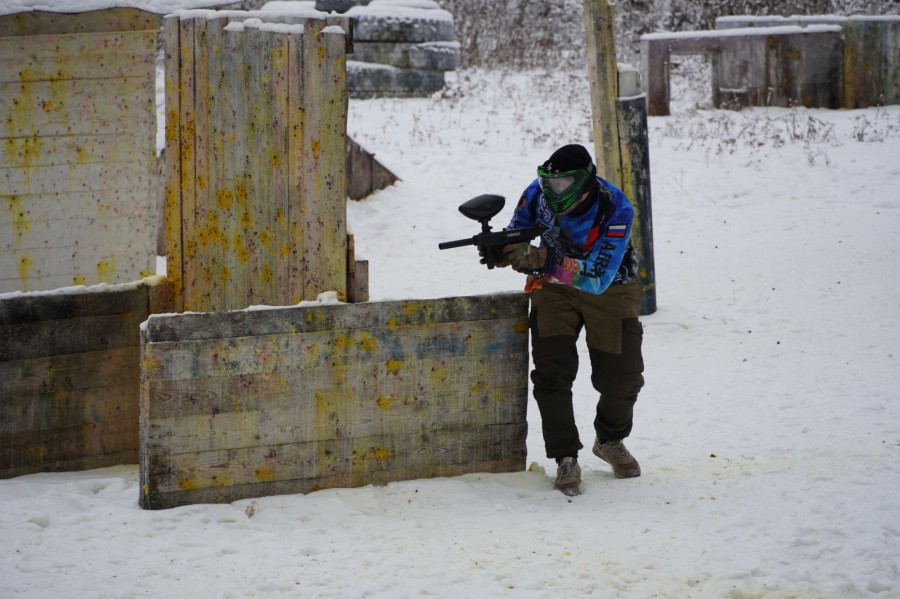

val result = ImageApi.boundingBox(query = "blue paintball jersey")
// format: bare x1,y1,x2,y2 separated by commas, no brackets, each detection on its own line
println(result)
507,176,638,295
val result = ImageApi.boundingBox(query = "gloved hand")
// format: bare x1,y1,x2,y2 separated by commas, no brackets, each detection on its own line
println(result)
502,244,548,274
479,247,511,268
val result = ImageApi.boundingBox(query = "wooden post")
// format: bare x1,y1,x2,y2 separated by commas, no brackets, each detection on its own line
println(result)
585,1,656,314
617,68,656,315
583,0,622,187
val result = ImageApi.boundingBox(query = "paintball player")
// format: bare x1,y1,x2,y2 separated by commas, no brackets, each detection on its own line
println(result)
488,144,645,496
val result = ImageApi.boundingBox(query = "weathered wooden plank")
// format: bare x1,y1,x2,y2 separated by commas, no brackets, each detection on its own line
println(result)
271,30,292,303
0,416,137,472
316,25,349,300
146,293,528,342
163,14,183,312
1,131,154,171
144,349,525,419
178,16,200,311
1,212,155,251
0,310,146,361
193,16,217,311
144,379,527,455
0,346,139,398
0,78,154,139
0,189,155,227
0,280,154,324
142,422,526,506
144,318,525,383
0,380,138,433
218,21,250,312
0,30,156,83
1,166,155,200
252,27,278,306
287,28,306,304
0,249,156,293
0,8,161,37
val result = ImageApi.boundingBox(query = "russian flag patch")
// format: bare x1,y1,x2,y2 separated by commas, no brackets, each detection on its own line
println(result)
606,223,627,238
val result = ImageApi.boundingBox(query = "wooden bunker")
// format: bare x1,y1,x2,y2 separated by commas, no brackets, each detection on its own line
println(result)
2,6,528,506
641,15,900,116
139,294,529,509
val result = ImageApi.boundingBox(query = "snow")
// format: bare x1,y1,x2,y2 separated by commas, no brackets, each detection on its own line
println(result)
3,62,900,599
640,23,844,41
0,0,237,16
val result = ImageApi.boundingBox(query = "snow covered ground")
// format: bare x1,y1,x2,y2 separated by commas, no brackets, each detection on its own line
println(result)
3,66,900,597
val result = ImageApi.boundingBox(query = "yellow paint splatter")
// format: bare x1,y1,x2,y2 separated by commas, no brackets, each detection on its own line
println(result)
512,319,529,334
258,229,271,246
358,334,378,352
97,255,116,283
17,255,32,290
370,446,390,461
255,466,276,482
385,358,404,375
261,264,273,284
376,396,397,410
72,274,85,285
7,196,31,240
280,244,291,259
333,334,351,350
216,187,234,210
179,478,202,491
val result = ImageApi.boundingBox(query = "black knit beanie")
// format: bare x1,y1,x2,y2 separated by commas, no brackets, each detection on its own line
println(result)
541,144,595,174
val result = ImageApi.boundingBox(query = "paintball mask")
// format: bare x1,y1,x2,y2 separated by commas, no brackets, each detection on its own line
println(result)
537,165,593,213
537,144,596,213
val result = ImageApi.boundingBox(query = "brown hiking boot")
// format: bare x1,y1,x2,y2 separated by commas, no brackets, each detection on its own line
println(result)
554,457,582,496
592,438,641,478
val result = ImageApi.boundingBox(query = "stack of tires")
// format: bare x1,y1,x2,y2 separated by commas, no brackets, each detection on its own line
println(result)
318,0,460,98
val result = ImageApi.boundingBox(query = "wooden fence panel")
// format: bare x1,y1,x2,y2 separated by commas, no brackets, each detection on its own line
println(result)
139,293,530,509
168,13,350,312
0,28,159,293
0,277,174,478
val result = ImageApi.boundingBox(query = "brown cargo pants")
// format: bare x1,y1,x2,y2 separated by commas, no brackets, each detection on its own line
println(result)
528,279,645,460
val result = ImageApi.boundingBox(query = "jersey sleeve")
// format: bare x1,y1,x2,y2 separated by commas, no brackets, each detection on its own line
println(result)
505,180,542,230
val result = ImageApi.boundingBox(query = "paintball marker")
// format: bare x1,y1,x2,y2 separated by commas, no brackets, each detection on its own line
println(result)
438,194,544,269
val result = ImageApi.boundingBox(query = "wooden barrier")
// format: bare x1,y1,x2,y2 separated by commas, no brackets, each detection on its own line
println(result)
0,276,174,478
165,12,359,313
642,16,900,116
715,16,900,108
0,8,161,293
139,293,529,509
641,25,843,116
